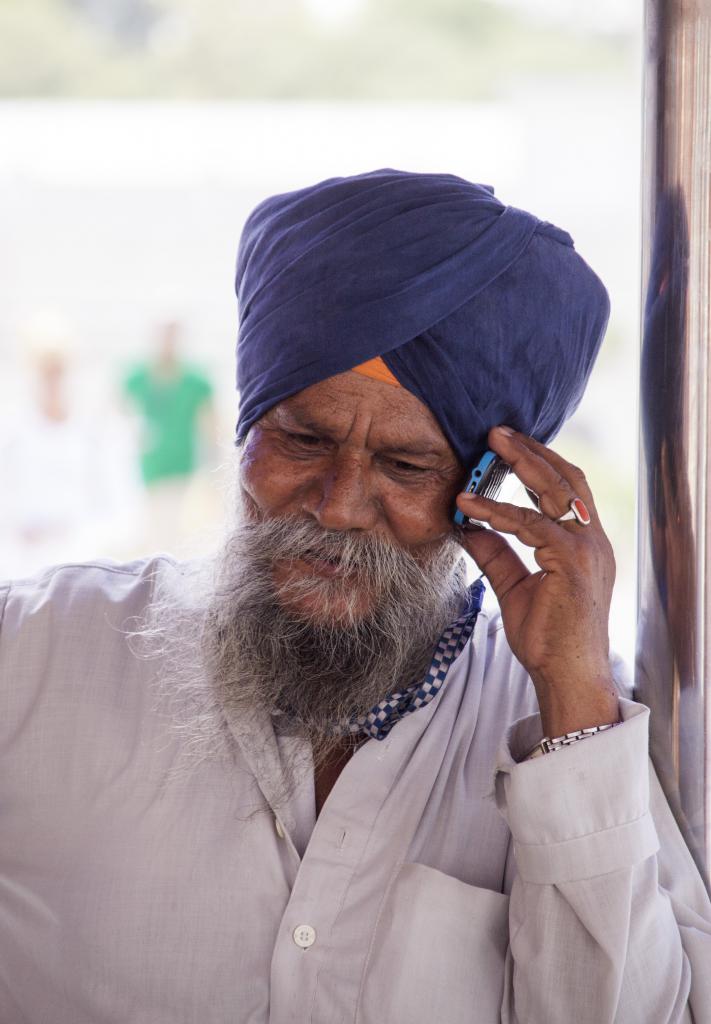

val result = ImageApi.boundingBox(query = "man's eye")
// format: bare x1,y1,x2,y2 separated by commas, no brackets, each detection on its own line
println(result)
287,432,322,447
390,459,427,474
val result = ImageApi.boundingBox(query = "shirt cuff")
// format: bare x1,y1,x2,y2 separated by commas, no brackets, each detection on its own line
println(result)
493,697,660,884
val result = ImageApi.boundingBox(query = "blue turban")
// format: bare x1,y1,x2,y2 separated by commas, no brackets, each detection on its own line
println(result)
235,168,610,469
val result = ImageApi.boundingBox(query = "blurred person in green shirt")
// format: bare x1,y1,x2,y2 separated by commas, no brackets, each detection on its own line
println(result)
123,320,218,556
124,319,215,485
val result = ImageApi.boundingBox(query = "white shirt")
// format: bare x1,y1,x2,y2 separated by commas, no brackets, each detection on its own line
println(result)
0,408,141,578
0,556,709,1024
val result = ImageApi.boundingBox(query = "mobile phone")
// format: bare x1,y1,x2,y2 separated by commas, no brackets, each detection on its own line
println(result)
453,451,512,526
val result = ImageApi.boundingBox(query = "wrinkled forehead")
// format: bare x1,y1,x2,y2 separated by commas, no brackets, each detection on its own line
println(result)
264,371,458,459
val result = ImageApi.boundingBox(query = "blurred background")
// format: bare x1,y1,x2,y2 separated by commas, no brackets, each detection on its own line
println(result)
0,0,642,662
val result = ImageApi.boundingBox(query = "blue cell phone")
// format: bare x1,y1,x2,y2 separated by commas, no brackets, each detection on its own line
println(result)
453,450,512,526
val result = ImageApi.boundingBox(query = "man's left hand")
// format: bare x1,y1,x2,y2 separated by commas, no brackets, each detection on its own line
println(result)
455,426,620,739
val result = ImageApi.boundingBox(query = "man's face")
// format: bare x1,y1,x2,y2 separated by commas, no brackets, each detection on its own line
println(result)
239,371,464,621
142,372,468,768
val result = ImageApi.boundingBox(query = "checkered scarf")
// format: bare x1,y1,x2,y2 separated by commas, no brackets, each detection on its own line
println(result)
348,578,485,741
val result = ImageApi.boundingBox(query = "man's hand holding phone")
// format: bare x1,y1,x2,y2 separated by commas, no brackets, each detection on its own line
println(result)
454,426,619,741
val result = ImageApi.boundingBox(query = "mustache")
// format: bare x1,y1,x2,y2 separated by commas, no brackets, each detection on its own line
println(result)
230,513,452,590
239,512,450,577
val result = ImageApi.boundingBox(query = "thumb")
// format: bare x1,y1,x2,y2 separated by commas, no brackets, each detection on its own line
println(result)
459,527,530,604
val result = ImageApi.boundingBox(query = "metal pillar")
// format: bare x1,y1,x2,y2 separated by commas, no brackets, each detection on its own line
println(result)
637,0,711,888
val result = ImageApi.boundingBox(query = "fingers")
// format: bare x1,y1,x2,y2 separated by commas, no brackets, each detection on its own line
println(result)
488,426,598,522
458,523,531,604
457,491,572,550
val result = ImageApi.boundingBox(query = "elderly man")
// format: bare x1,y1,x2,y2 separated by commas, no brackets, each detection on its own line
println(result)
1,169,710,1024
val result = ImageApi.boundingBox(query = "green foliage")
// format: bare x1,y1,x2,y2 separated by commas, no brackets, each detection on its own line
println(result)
0,0,632,99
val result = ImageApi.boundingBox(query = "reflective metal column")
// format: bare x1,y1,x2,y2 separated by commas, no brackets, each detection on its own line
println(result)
637,0,711,888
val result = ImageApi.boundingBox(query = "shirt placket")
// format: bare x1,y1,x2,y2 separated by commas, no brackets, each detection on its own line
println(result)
267,729,411,1024
229,594,486,1024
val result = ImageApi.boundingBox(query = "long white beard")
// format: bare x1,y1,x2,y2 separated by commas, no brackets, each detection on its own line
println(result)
133,509,468,784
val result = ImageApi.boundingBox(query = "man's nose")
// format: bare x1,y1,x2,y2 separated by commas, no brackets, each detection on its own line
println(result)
305,455,379,533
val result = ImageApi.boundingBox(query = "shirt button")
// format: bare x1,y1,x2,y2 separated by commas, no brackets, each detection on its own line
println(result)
274,816,286,839
293,924,316,949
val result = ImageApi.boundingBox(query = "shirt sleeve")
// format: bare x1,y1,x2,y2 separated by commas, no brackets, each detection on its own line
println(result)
122,367,145,404
0,584,9,630
188,369,214,409
494,696,711,1023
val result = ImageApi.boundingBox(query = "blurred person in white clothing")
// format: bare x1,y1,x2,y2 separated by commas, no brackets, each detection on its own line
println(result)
0,312,140,577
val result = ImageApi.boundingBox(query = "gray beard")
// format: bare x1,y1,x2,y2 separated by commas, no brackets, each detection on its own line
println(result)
133,509,468,782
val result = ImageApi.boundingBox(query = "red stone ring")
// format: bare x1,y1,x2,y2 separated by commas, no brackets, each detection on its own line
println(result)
555,497,591,526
